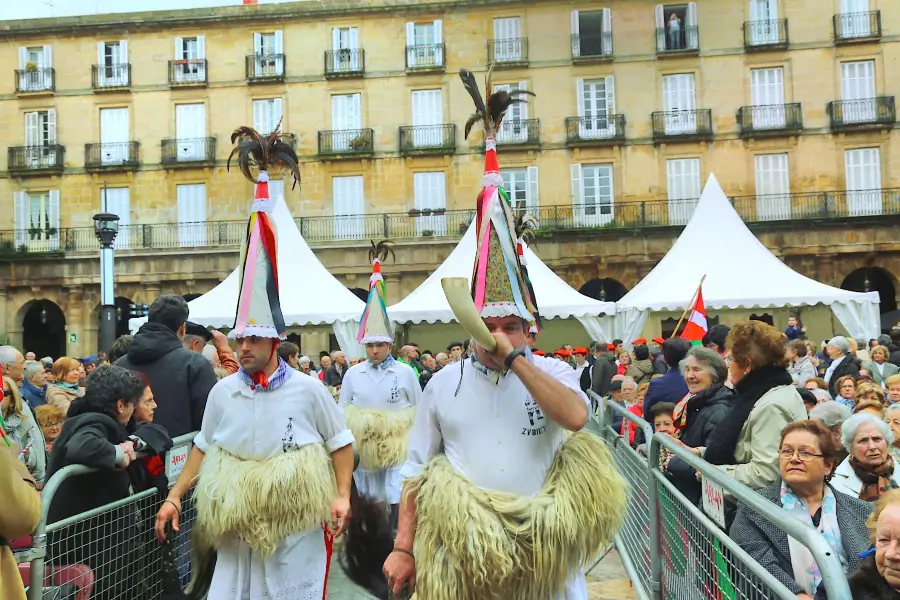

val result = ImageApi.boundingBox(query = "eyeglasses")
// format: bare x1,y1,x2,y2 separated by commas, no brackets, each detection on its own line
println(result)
779,448,824,461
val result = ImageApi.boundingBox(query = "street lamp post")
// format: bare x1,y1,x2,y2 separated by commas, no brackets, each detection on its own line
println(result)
93,213,120,355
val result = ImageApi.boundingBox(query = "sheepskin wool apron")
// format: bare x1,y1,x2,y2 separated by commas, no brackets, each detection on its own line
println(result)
404,431,627,600
344,405,416,471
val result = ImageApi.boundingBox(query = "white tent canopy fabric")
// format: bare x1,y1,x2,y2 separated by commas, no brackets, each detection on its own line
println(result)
615,174,881,339
387,221,615,329
129,197,366,355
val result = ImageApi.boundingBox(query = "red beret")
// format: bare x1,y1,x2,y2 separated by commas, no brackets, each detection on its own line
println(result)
553,348,571,358
633,338,647,345
607,343,616,351
572,347,589,355
533,349,546,356
652,337,665,345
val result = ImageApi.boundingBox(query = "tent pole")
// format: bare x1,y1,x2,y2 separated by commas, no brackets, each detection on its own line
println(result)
670,274,707,339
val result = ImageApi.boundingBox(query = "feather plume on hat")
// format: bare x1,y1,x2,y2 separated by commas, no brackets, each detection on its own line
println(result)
357,240,395,344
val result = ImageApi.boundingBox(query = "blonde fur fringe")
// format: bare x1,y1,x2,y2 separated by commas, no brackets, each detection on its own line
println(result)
344,404,416,470
404,431,628,600
195,443,336,558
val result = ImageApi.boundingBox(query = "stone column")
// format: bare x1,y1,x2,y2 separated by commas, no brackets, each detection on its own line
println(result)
65,286,85,357
0,287,8,338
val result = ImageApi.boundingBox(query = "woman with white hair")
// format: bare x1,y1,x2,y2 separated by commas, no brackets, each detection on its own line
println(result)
823,336,860,398
830,413,900,501
885,404,900,465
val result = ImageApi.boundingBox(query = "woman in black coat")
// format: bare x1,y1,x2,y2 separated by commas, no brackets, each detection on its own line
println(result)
665,346,733,505
46,365,171,600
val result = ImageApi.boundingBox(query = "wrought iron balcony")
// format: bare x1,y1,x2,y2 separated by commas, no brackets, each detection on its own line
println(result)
494,119,540,147
736,103,803,137
168,59,207,86
318,128,374,156
565,115,626,146
655,26,699,54
5,188,898,256
571,33,613,61
84,142,140,170
833,11,881,43
325,49,364,78
651,110,713,142
405,44,445,71
399,124,456,155
15,68,55,93
743,19,789,49
246,54,285,82
487,38,528,65
8,145,64,173
91,64,131,89
160,137,216,165
828,97,895,130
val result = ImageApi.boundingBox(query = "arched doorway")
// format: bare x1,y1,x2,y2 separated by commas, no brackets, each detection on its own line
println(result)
113,296,134,339
349,287,368,302
579,278,629,302
841,267,898,314
22,300,66,359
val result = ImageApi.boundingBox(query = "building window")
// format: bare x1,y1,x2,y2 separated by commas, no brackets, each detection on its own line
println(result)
571,163,614,226
173,35,206,82
331,27,360,72
662,73,696,134
175,104,207,160
405,20,443,67
176,184,208,247
845,148,882,216
99,107,131,165
754,153,790,220
333,176,365,239
411,89,444,146
493,17,523,62
841,60,876,123
253,98,283,135
655,3,698,51
331,93,362,151
571,9,612,57
750,67,786,128
576,76,617,138
413,172,447,235
102,187,131,249
252,31,284,77
493,81,529,142
13,190,59,250
25,110,56,148
501,167,539,211
666,158,700,225
17,45,53,91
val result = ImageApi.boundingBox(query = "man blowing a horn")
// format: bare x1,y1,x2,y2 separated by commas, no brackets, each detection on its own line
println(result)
381,68,627,600
339,240,421,531
154,123,355,599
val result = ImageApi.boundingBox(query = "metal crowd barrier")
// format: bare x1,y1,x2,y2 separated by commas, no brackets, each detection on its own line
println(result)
21,432,198,600
589,392,853,600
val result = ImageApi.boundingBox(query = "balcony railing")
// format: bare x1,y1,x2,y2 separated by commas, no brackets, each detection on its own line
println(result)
168,59,207,86
828,97,896,130
566,115,626,145
246,54,285,82
160,137,216,165
834,11,881,42
736,103,803,136
656,26,699,53
15,68,55,93
8,145,65,172
487,38,528,65
4,189,898,255
743,19,789,49
318,128,374,156
571,32,613,60
651,109,713,141
92,63,131,89
84,142,140,170
399,124,456,154
325,49,364,77
406,44,445,70
495,119,540,146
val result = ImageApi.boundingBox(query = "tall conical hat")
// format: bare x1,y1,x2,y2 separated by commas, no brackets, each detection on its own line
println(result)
357,241,395,344
459,68,539,324
227,123,301,340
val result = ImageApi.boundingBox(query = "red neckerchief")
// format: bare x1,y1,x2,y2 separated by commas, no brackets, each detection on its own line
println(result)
250,341,279,389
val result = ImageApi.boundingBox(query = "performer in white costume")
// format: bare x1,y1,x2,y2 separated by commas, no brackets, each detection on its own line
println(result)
155,124,355,600
340,242,421,529
381,69,627,600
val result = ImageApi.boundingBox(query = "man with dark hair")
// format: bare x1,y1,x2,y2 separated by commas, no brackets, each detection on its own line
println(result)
447,342,463,363
114,295,217,437
702,324,731,356
583,340,616,397
277,342,300,369
643,337,690,415
107,335,133,364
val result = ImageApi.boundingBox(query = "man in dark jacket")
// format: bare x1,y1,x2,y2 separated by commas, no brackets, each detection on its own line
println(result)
583,341,617,397
889,328,900,367
20,360,47,409
114,295,217,437
643,337,690,416
324,350,348,386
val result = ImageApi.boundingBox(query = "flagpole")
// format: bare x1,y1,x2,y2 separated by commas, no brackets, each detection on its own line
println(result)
670,274,707,340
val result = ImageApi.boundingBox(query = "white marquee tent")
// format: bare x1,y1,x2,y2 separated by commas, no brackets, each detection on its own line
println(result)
614,174,881,341
129,197,366,354
387,221,616,335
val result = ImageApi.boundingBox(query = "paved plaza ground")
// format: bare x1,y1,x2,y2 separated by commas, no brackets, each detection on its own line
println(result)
326,547,638,600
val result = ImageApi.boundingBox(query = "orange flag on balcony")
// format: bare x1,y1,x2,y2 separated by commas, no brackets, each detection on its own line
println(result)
680,287,708,344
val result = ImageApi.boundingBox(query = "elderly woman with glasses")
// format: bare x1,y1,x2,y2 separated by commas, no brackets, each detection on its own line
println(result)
731,420,872,600
831,413,900,501
824,336,861,399
665,346,733,505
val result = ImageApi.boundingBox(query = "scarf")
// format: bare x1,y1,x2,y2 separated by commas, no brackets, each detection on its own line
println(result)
237,356,290,392
780,481,847,595
673,384,725,432
54,381,80,393
850,455,898,501
703,365,793,465
371,355,397,371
